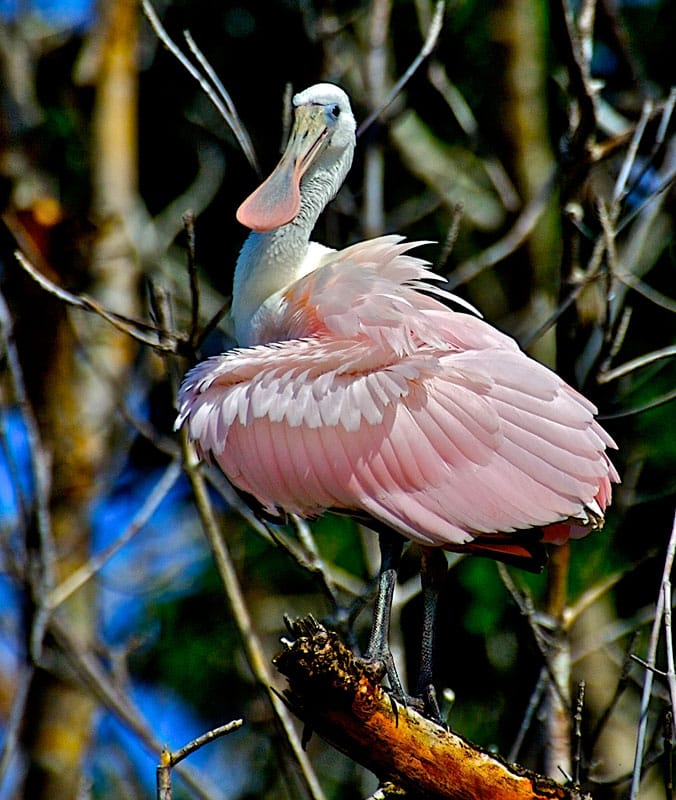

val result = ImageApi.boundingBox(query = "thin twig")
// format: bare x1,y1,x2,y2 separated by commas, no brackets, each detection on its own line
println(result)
564,569,627,629
497,564,570,714
182,29,260,174
630,509,676,799
361,0,391,236
0,664,34,788
182,210,200,349
357,1,445,137
665,712,674,799
46,459,183,610
508,667,547,763
0,289,56,676
203,470,364,598
141,0,259,174
49,613,224,800
435,203,464,273
194,298,232,351
447,171,556,291
15,250,183,353
554,0,598,155
180,437,327,800
426,61,521,212
615,271,676,315
616,167,676,234
598,387,676,420
572,680,585,785
612,100,653,208
290,515,340,612
158,720,246,798
663,579,676,727
167,719,244,767
587,632,638,755
597,344,676,384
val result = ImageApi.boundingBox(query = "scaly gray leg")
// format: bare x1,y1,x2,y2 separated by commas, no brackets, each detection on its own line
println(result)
416,547,447,722
363,530,406,700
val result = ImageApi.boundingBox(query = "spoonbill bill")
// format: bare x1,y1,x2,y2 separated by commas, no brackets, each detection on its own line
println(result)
176,83,619,709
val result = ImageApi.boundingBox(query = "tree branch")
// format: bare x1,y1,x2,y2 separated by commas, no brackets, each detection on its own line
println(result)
274,616,590,800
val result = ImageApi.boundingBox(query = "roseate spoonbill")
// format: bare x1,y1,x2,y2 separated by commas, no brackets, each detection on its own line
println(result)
176,83,619,709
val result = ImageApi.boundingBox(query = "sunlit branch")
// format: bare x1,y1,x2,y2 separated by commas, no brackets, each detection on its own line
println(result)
630,509,676,799
49,614,223,800
597,345,676,384
179,435,327,800
357,0,445,137
46,459,183,610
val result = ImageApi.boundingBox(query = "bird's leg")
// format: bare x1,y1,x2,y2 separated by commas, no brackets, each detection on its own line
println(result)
363,530,406,701
415,547,447,722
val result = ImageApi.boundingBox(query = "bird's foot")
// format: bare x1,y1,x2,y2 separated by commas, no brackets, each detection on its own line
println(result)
358,650,407,705
415,682,446,727
358,654,445,726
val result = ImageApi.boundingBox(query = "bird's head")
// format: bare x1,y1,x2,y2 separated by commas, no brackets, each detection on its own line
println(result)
236,83,356,232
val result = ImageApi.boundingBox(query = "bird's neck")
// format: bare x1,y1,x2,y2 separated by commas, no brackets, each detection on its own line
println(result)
232,153,351,345
232,218,313,345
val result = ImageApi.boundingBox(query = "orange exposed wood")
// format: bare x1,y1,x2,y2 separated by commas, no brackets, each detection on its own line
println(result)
274,617,590,800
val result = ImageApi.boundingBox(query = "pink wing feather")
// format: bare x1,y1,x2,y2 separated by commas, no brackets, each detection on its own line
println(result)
176,236,618,555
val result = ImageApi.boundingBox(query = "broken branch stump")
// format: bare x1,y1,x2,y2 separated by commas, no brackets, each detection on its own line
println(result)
273,616,590,800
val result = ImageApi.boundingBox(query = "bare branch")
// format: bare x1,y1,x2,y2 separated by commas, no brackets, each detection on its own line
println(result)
447,172,556,291
14,250,184,353
49,614,224,800
181,210,200,349
179,437,327,800
599,388,676,421
427,61,520,212
157,718,245,798
615,271,676,315
0,289,56,677
0,664,34,789
663,580,676,734
508,668,547,763
141,0,259,174
572,681,585,786
357,1,445,137
46,459,182,610
612,100,653,210
182,29,260,175
630,509,676,799
597,345,676,384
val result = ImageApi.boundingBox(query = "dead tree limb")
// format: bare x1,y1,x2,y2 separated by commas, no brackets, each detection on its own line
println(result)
274,617,590,800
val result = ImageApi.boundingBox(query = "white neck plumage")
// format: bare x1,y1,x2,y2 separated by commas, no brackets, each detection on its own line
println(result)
232,141,354,345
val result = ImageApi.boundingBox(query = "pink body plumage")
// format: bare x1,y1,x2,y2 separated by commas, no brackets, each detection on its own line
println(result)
177,235,618,564
176,83,618,569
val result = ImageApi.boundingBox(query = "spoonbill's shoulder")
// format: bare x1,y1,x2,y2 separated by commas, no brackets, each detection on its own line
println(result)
268,235,482,349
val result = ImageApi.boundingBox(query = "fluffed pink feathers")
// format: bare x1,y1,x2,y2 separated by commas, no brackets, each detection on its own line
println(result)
176,236,618,562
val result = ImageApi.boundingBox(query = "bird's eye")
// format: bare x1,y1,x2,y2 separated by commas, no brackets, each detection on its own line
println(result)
329,104,341,119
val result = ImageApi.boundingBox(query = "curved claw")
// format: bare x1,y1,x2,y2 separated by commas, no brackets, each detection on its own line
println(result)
359,650,407,703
